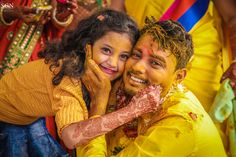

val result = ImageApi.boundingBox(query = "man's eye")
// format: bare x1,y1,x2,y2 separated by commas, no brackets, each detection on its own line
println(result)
101,47,111,55
150,60,163,68
131,52,141,59
119,54,130,61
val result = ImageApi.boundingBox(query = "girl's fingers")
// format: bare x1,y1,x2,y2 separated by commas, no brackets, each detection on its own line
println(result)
82,68,99,90
85,44,92,60
87,59,105,82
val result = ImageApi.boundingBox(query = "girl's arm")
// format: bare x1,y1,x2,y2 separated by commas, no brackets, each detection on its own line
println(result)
61,85,161,149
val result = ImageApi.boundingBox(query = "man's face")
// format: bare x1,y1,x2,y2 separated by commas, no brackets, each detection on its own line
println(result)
123,34,180,96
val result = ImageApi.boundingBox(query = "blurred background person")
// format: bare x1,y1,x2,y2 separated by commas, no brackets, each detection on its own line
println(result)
0,0,77,156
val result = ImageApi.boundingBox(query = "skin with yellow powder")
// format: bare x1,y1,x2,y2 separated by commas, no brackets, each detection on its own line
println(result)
123,34,185,96
92,32,132,81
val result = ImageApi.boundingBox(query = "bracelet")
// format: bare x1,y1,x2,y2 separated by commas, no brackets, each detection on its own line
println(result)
0,5,14,26
89,115,101,119
52,8,73,27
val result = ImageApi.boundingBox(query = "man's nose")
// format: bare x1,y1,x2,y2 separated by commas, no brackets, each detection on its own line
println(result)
132,60,146,74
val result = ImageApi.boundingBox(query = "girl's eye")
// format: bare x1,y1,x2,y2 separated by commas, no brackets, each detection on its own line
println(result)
101,47,111,55
119,54,130,61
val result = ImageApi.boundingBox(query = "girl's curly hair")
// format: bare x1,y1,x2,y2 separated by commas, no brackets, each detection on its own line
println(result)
39,9,139,85
141,17,193,70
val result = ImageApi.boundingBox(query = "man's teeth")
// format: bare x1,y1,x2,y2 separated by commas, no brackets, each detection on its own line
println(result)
130,75,146,83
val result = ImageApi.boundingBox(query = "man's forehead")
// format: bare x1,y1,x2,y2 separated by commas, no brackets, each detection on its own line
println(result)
135,35,156,52
135,34,171,56
137,34,155,45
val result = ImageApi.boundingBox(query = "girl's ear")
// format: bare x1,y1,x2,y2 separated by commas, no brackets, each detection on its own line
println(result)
175,68,187,83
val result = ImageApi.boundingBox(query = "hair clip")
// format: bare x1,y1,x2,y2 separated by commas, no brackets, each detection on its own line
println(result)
97,15,105,21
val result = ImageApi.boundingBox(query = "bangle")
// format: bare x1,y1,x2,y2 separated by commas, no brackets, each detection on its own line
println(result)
0,5,14,26
52,8,73,27
89,115,101,119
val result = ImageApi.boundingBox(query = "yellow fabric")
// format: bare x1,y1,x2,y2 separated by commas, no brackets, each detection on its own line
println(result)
125,0,174,29
125,0,224,112
77,135,107,157
77,90,227,157
0,59,88,136
213,8,231,72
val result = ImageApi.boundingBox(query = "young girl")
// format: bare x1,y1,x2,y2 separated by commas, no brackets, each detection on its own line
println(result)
0,9,161,156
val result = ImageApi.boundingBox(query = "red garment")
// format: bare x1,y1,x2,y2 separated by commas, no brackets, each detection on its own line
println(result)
0,0,69,155
0,0,64,61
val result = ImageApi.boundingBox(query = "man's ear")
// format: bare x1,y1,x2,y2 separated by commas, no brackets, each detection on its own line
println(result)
175,68,187,83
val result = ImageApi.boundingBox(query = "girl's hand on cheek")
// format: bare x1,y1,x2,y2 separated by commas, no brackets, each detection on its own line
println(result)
82,44,111,116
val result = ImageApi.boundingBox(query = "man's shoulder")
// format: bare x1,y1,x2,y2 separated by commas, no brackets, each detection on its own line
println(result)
161,90,209,123
163,90,203,111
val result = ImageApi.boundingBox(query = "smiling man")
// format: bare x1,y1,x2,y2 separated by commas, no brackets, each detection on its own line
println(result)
77,19,226,157
123,35,181,97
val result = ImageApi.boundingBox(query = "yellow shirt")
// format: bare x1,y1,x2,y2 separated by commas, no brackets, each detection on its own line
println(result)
0,59,88,136
77,90,227,157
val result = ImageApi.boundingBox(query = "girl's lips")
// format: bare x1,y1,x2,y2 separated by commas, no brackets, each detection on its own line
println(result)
99,65,117,75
